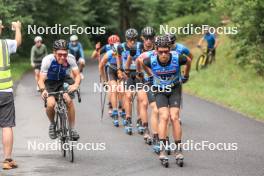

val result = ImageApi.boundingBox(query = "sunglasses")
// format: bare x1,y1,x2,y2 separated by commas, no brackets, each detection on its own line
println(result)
56,53,68,58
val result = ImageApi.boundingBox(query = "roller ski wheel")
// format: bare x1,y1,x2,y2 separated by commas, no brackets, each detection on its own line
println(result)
137,126,145,135
160,157,169,168
145,137,153,145
113,119,119,127
125,126,133,135
122,119,127,126
153,143,160,154
175,153,184,167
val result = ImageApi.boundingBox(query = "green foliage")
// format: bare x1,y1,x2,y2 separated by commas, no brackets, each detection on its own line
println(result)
214,0,264,76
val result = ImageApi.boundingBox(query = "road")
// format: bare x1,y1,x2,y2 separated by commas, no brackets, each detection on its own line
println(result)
1,59,264,176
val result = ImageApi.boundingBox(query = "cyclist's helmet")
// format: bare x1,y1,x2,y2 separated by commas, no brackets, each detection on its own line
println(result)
53,39,68,50
154,35,171,48
166,33,176,45
70,35,78,42
125,28,138,39
34,36,42,43
141,26,155,38
108,35,120,45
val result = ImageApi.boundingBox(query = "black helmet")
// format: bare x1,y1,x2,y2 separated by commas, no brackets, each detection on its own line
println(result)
53,39,68,50
141,26,155,38
166,33,176,44
154,35,171,48
125,28,138,39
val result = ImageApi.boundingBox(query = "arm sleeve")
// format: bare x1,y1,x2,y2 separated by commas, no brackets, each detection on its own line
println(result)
179,54,188,66
100,45,107,54
182,45,190,55
40,56,52,74
143,57,151,68
79,43,85,58
67,55,79,70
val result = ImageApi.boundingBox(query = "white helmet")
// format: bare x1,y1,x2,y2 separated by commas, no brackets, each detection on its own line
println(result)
34,36,42,43
70,35,78,42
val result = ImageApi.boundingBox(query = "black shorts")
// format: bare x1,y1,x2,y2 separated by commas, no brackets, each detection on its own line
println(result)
155,85,182,108
107,65,118,81
45,76,75,99
125,72,144,91
147,87,156,104
34,62,42,70
0,92,16,127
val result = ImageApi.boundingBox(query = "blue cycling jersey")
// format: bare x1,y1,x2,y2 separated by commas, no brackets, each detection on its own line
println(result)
41,54,78,81
68,42,84,60
151,52,181,89
101,44,112,54
120,42,142,70
171,43,190,55
203,33,216,49
106,50,117,65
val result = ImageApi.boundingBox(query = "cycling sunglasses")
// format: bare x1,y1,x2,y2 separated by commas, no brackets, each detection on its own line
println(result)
157,50,170,55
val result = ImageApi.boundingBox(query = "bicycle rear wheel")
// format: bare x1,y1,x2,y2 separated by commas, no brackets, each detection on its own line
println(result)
196,55,206,71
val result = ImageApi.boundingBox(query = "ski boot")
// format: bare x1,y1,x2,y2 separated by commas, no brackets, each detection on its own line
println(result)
136,119,144,135
119,110,127,126
125,119,133,135
175,148,184,167
152,139,160,154
111,110,119,127
143,128,152,145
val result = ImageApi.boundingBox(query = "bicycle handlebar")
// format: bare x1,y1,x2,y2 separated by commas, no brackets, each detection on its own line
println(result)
44,89,81,108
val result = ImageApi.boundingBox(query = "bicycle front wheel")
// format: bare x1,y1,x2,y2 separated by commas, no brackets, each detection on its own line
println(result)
196,55,206,71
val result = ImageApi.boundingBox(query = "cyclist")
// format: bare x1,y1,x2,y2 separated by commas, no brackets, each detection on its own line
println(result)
68,35,85,79
141,35,191,166
135,26,156,141
30,36,48,91
197,26,218,62
38,39,81,141
116,28,143,135
99,36,124,127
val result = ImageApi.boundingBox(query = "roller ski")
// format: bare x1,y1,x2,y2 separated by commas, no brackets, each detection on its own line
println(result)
159,155,169,168
124,118,133,135
111,110,119,127
175,148,184,167
136,119,144,135
143,128,152,145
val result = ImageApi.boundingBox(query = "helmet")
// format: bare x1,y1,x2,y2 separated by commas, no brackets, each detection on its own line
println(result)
165,33,176,44
108,35,120,45
141,26,155,38
34,36,42,43
70,35,78,42
125,28,138,39
53,39,68,50
154,35,171,48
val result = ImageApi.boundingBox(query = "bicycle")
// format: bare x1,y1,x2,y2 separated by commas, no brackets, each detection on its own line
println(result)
196,46,215,71
44,88,81,162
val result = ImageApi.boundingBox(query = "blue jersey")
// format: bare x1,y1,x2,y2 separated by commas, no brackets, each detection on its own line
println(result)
106,50,117,65
172,43,190,55
119,42,142,70
151,51,181,89
68,42,84,60
203,33,216,49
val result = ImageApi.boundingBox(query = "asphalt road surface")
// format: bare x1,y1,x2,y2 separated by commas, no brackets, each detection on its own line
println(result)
1,60,264,176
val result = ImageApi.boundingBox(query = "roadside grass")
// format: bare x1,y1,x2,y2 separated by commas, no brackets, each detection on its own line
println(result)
181,35,264,120
11,56,31,82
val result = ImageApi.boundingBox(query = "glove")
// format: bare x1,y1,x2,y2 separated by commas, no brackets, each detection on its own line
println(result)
181,75,189,84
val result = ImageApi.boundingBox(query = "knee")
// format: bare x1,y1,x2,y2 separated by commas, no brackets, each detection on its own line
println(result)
126,94,132,101
159,112,169,123
170,110,180,122
47,99,56,109
66,99,73,107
